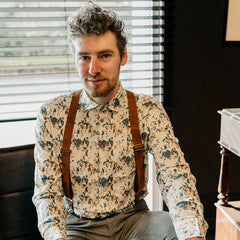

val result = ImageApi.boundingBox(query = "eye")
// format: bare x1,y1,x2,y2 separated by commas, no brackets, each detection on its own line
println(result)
77,55,90,64
80,56,90,61
101,53,111,59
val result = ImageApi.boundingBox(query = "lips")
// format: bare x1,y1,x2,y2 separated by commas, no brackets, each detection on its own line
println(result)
87,78,106,85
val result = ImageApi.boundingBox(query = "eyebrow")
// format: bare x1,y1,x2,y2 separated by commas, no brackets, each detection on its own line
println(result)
77,50,115,56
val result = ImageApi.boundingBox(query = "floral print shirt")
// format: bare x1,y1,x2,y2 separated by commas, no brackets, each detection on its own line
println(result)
32,84,208,240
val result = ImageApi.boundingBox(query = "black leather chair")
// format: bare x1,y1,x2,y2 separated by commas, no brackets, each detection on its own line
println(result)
0,145,43,240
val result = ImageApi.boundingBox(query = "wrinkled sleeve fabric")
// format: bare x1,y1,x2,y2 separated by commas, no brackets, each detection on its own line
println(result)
32,103,67,240
143,96,208,240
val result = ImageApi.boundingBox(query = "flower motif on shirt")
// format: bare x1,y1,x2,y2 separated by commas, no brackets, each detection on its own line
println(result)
122,118,129,126
113,98,120,107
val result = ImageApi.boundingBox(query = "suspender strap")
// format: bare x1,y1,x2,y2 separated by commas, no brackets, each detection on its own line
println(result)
61,90,144,201
61,90,81,199
126,90,145,201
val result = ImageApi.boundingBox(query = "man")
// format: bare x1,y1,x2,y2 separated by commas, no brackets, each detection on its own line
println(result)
33,2,208,240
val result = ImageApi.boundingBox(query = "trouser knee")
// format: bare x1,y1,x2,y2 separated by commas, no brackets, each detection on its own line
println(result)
147,211,177,240
124,210,177,240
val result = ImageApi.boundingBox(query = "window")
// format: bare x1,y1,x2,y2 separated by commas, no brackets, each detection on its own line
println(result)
0,0,164,122
0,0,166,211
0,0,165,148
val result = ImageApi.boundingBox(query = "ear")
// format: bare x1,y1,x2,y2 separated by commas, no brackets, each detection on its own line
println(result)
120,48,128,66
73,59,77,70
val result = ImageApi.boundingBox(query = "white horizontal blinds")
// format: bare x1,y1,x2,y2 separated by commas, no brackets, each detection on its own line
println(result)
0,0,164,122
121,1,164,103
0,0,75,122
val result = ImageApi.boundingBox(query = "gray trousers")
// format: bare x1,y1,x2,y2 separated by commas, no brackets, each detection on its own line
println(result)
66,200,177,240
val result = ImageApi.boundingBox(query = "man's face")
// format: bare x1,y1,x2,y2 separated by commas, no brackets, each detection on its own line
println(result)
73,31,127,104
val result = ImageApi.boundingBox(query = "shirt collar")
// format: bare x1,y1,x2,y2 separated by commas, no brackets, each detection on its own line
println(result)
80,83,128,112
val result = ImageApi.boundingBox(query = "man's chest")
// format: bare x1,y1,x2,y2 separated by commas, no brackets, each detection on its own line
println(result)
69,109,136,178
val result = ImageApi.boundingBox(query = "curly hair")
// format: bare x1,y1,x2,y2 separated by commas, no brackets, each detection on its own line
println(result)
67,1,127,58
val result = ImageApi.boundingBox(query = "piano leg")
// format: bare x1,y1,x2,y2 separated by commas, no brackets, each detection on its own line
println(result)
217,145,230,205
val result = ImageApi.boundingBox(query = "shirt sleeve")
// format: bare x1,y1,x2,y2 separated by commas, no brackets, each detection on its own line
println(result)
32,103,67,240
144,98,208,240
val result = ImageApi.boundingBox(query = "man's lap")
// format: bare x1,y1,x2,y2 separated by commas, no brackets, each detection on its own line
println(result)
66,200,177,240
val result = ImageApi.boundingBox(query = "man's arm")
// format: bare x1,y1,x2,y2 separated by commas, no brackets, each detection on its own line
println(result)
143,97,208,240
32,104,67,239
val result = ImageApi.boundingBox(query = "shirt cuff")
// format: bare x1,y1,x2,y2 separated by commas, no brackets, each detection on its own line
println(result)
174,217,208,240
44,226,66,240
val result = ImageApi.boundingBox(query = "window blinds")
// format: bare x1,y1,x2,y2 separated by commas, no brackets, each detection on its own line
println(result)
0,0,164,122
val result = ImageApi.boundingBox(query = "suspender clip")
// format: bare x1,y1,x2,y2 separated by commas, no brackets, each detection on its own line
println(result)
61,148,71,155
134,143,144,152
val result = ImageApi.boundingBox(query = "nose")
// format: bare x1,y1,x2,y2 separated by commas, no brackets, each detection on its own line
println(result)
89,57,101,76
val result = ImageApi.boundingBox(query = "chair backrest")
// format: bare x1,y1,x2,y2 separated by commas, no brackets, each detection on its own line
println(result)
0,146,43,240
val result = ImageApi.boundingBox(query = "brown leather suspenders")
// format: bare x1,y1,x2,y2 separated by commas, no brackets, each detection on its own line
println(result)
60,90,145,201
126,91,145,201
60,90,81,199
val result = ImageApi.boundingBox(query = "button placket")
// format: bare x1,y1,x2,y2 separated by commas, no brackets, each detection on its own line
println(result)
98,108,112,206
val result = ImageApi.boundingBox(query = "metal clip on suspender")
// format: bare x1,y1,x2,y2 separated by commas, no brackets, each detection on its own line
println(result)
61,90,145,202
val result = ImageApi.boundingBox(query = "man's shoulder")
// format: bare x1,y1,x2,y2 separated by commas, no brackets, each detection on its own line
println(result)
132,92,161,109
125,91,167,118
39,91,78,114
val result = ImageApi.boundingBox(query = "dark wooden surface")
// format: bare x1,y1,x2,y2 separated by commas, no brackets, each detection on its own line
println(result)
217,145,230,205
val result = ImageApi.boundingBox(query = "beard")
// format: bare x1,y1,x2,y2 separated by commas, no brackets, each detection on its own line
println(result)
85,79,117,98
83,66,121,99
